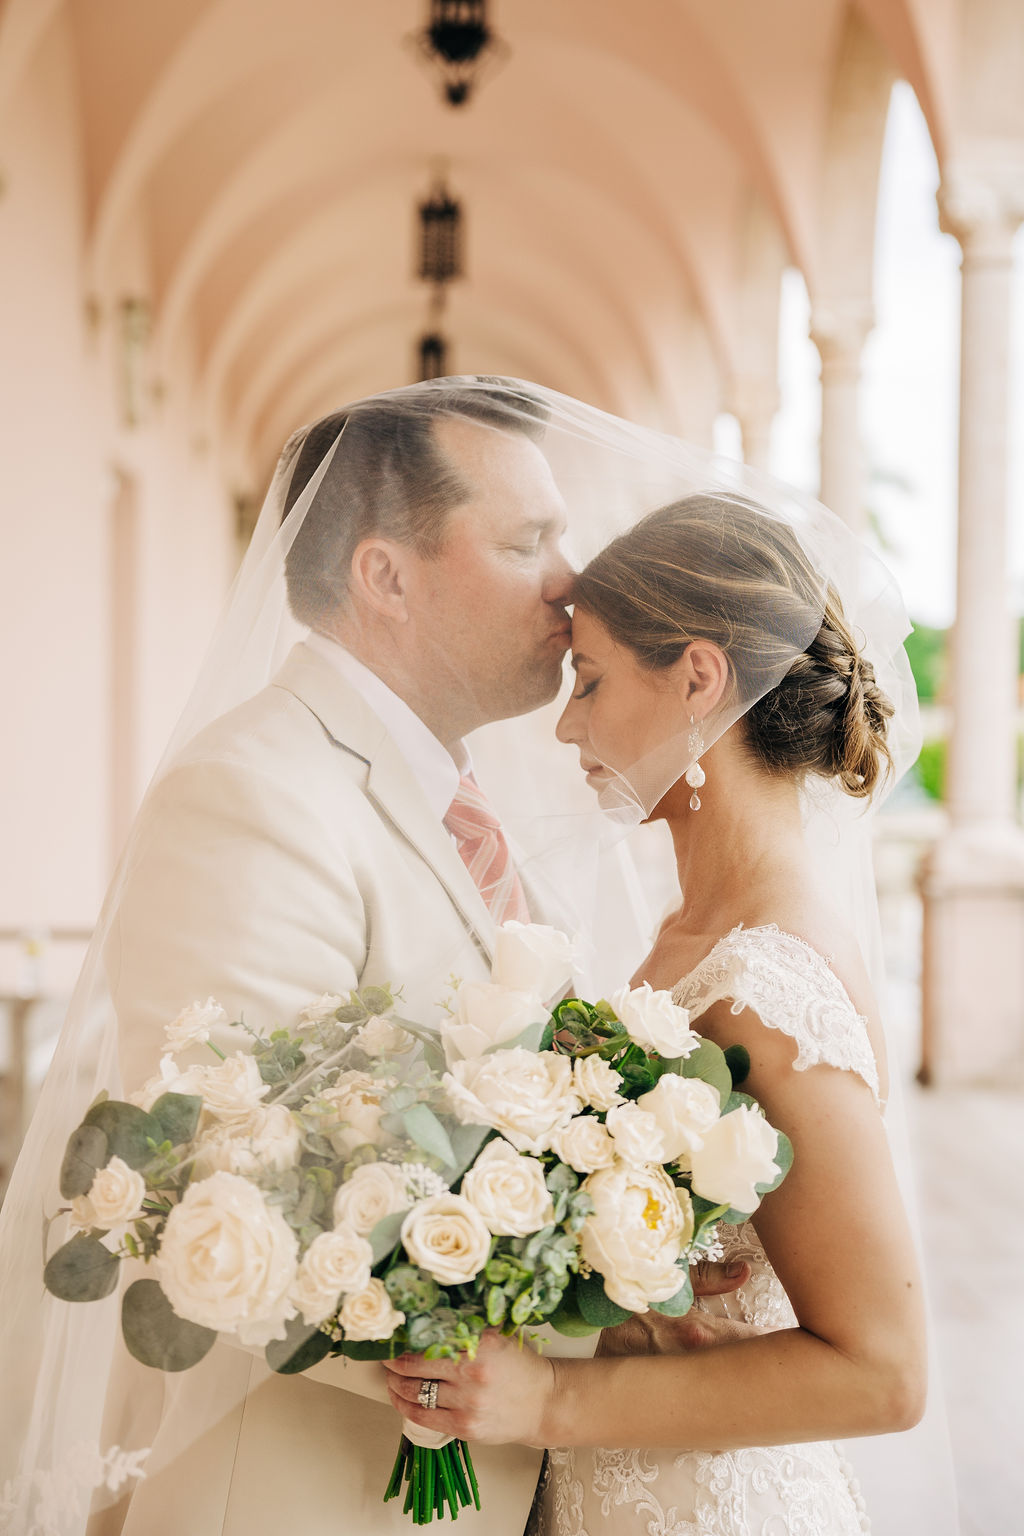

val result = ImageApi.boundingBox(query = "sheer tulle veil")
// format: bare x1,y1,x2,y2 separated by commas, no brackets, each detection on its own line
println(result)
0,377,954,1534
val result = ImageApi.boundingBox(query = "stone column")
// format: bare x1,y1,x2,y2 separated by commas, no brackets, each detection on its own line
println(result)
919,174,1024,1085
811,303,873,535
732,377,779,474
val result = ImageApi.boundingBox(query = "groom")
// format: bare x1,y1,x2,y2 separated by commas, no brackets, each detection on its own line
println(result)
107,382,740,1535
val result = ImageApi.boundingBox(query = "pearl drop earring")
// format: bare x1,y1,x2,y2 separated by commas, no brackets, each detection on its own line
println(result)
685,714,706,811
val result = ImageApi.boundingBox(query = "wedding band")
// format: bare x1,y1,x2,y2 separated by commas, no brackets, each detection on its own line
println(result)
417,1379,439,1410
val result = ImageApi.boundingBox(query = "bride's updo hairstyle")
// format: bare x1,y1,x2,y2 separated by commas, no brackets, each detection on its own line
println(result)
571,493,894,799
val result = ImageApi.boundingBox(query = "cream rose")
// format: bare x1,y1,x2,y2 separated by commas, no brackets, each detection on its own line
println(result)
299,993,345,1026
156,1171,298,1345
605,1102,667,1166
333,1160,410,1235
339,1278,406,1342
70,1156,147,1230
290,1224,374,1325
637,1075,721,1163
572,1055,625,1113
490,921,575,1001
164,998,226,1054
688,1106,781,1212
460,1139,555,1237
355,1015,415,1056
130,1053,194,1112
581,1163,694,1313
193,1103,302,1180
608,983,699,1059
443,1048,581,1155
322,1071,390,1156
178,1052,270,1125
400,1193,492,1285
550,1114,617,1174
440,983,546,1063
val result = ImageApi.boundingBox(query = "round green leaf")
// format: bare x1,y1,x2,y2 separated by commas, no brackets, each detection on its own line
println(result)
339,1338,397,1361
150,1092,202,1148
59,1124,108,1199
121,1279,217,1371
547,1285,602,1339
265,1314,332,1374
83,1100,163,1171
575,1270,631,1328
724,1044,751,1087
674,1038,732,1103
44,1233,120,1302
649,1269,694,1317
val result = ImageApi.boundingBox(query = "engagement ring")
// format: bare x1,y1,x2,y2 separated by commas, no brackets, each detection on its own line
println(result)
417,1379,439,1411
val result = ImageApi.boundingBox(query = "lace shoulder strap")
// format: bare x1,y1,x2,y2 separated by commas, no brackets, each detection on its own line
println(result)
673,924,880,1105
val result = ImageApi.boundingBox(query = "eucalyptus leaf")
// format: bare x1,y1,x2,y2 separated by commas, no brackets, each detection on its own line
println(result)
339,1337,396,1361
265,1314,332,1374
403,1103,456,1167
122,1279,216,1371
59,1123,108,1199
724,1044,751,1087
150,1092,202,1148
575,1270,631,1329
82,1099,163,1172
44,1233,120,1302
755,1128,793,1196
548,1282,603,1339
368,1208,408,1263
484,1019,548,1055
650,1270,694,1317
674,1038,732,1103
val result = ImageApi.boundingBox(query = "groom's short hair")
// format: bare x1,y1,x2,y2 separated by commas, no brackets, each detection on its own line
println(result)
282,379,547,626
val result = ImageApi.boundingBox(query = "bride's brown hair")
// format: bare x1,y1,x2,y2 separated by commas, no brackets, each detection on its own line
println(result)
571,494,893,798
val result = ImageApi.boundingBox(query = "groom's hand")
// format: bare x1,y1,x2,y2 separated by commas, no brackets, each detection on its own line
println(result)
597,1259,758,1358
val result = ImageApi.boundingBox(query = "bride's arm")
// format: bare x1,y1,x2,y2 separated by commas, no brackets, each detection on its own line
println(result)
384,1000,927,1449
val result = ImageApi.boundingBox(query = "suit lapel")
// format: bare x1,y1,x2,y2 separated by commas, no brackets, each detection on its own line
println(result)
273,643,496,965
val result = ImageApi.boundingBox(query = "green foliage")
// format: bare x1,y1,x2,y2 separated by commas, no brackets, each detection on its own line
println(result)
59,1124,108,1199
121,1279,216,1371
547,1280,602,1338
266,1314,333,1374
674,1038,732,1103
403,1103,456,1167
44,1233,120,1302
915,738,945,801
385,1265,441,1315
575,1269,631,1328
82,1100,163,1172
724,1044,751,1087
904,623,946,703
150,1092,202,1147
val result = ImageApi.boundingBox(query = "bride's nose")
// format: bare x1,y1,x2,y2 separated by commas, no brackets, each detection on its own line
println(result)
555,696,580,745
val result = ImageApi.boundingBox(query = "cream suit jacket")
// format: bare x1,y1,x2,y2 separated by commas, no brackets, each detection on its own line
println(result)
102,641,546,1536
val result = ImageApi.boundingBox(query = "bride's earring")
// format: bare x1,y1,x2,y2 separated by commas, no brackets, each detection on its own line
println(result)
685,714,706,811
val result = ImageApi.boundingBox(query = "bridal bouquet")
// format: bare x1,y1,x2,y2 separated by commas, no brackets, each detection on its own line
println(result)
44,923,791,1526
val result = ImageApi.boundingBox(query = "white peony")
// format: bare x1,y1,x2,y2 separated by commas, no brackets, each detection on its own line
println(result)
321,1071,390,1157
192,1103,302,1180
290,1225,374,1325
355,1015,415,1056
156,1171,298,1345
688,1106,781,1212
550,1114,617,1174
637,1075,721,1163
460,1138,555,1237
70,1156,147,1231
339,1278,406,1342
400,1193,492,1285
572,1055,625,1113
443,1048,581,1155
440,983,546,1063
607,983,699,1059
333,1160,410,1235
605,1102,667,1166
581,1163,695,1313
490,921,575,1002
164,998,226,1054
299,993,345,1026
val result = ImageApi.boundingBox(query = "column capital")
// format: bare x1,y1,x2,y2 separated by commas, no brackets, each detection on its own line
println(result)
809,301,874,370
937,156,1024,257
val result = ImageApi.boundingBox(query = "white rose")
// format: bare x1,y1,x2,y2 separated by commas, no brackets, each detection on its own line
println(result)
572,1055,625,1113
322,1071,390,1156
491,921,575,1001
300,993,345,1026
339,1278,406,1342
290,1225,374,1325
164,998,226,1054
193,1103,302,1179
605,1102,667,1166
550,1115,617,1174
333,1161,410,1235
355,1016,415,1056
637,1075,721,1163
688,1106,781,1212
608,983,699,1059
400,1193,492,1285
156,1171,298,1345
581,1163,694,1313
441,983,546,1063
70,1156,147,1230
460,1138,555,1237
130,1053,194,1112
443,1048,581,1155
187,1053,270,1124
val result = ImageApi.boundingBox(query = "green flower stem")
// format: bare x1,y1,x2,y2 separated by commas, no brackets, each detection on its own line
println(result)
205,1042,227,1060
381,1435,480,1524
460,1442,481,1511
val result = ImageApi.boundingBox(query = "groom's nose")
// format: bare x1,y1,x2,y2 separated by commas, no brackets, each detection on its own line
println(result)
543,552,576,606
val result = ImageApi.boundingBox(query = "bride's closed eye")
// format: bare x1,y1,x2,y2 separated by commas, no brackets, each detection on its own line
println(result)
572,678,599,700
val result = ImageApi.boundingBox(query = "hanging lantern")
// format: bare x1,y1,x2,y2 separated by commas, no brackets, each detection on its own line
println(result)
411,0,508,108
417,332,449,381
418,182,463,284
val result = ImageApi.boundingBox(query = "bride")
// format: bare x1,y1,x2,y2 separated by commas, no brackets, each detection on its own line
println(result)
384,492,928,1535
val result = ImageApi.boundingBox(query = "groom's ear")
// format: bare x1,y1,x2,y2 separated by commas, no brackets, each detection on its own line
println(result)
677,640,729,713
349,537,411,623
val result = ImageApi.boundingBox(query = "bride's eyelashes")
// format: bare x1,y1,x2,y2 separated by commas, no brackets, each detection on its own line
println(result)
572,678,599,700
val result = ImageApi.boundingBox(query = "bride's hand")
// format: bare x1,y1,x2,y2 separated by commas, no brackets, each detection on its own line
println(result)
383,1331,556,1447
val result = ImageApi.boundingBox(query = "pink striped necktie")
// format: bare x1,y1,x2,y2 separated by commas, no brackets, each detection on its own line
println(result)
444,774,531,926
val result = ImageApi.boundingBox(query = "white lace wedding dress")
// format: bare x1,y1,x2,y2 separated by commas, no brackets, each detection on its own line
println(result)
531,924,877,1536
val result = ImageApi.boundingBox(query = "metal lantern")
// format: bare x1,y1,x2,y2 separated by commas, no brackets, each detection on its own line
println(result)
411,0,508,108
418,182,463,284
417,331,449,381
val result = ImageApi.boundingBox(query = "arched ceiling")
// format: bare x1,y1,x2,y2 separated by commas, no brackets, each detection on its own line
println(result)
0,0,953,482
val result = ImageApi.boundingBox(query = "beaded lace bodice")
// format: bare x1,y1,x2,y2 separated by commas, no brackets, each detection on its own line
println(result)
531,924,878,1536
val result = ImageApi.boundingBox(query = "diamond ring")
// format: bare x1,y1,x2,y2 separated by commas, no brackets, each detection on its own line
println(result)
417,1379,439,1410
